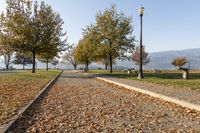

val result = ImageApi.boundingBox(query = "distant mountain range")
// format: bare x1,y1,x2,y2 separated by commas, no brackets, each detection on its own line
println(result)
115,48,200,70
1,48,200,70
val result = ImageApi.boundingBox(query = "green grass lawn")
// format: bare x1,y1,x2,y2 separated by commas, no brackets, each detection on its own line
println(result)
88,69,200,90
0,69,61,125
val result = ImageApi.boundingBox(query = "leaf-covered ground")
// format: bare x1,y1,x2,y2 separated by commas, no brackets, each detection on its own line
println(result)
10,72,200,132
0,70,60,126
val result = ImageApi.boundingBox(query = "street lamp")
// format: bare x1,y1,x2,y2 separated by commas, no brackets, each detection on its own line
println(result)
138,6,144,79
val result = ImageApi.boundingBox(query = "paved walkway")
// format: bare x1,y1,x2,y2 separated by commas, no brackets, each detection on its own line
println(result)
96,75,200,106
10,71,200,132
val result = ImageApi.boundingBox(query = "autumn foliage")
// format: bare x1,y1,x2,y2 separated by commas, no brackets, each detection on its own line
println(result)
131,46,151,66
171,57,187,68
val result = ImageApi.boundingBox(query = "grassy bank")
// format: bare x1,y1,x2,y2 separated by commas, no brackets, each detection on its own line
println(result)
88,70,200,90
0,70,61,125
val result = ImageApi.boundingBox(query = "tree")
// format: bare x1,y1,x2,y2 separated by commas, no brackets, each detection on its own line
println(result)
62,43,78,70
83,5,134,73
171,57,189,79
0,45,13,70
6,0,66,73
37,44,59,71
13,52,33,69
51,58,59,69
36,2,67,71
0,12,14,70
131,46,151,66
94,41,116,70
74,38,96,71
96,57,116,70
171,57,187,68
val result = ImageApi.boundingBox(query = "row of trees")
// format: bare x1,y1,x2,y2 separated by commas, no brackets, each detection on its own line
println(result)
9,52,59,70
0,0,66,72
62,5,136,73
1,2,151,72
1,1,187,73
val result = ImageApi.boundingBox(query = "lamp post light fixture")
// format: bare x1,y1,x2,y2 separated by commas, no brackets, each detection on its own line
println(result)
138,6,144,79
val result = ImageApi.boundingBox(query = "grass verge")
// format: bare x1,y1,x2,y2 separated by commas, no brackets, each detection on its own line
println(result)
88,70,200,90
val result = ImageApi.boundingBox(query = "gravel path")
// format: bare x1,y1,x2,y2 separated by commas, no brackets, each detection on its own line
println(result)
97,75,200,105
9,71,200,132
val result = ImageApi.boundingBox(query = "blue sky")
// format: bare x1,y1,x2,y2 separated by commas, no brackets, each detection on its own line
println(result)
0,0,200,52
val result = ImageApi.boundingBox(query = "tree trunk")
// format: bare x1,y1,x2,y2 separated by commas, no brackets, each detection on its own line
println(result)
32,50,36,73
5,64,9,70
109,54,112,73
85,61,89,72
23,64,25,70
46,60,49,71
105,64,108,70
4,55,10,70
73,64,77,70
109,41,113,73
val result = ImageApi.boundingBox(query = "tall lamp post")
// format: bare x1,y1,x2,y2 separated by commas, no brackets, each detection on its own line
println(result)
138,6,144,79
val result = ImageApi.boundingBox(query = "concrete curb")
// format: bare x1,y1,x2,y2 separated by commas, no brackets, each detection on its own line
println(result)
96,77,200,112
2,70,63,133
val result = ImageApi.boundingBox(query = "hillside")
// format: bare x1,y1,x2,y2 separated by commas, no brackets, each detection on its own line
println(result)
1,48,200,70
115,48,200,70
